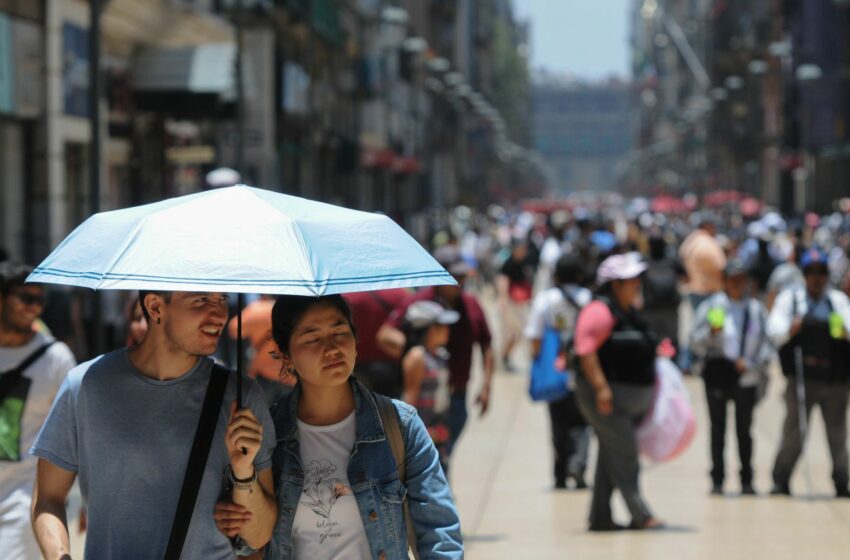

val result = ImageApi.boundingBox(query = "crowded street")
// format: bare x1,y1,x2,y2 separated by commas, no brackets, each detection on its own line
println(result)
5,0,850,559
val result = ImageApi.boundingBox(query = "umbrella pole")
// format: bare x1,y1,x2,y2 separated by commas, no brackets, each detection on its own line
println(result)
236,292,247,456
236,292,244,409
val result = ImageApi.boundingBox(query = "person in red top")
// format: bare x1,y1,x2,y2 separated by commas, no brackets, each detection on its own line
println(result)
344,288,410,398
377,251,494,457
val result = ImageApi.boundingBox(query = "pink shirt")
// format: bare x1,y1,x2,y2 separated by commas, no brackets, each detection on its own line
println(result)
574,301,617,356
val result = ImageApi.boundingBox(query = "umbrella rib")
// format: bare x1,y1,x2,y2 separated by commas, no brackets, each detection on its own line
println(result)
94,213,152,289
243,187,320,296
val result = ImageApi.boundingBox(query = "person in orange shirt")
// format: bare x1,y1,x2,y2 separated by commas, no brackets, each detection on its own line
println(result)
679,219,727,372
228,295,293,405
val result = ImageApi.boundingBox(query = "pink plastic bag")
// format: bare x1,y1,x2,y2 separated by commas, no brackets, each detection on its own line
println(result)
636,358,697,462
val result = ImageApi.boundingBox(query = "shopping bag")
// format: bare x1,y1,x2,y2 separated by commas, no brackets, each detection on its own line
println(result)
528,327,570,402
636,357,696,462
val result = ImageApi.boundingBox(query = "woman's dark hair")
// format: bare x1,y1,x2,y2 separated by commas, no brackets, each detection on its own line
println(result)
271,294,357,354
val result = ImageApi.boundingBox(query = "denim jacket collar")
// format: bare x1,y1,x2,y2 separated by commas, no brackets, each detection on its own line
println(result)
277,378,388,446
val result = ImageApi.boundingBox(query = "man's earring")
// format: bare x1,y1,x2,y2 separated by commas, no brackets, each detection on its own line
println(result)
156,317,161,325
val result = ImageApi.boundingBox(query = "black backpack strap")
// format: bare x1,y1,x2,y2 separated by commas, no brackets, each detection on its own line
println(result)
0,342,55,403
739,301,751,359
367,291,394,314
164,364,230,560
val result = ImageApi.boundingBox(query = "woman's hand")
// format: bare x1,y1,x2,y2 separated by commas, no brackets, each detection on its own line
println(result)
214,501,252,538
226,401,263,479
595,385,613,416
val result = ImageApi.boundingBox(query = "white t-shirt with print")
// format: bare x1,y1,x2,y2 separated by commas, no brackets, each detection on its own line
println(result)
0,331,75,560
0,331,76,499
293,411,371,559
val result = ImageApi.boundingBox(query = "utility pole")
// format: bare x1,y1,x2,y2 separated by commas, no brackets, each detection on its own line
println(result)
89,0,104,357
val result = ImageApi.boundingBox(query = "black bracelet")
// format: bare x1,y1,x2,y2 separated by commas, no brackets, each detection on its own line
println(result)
230,466,256,483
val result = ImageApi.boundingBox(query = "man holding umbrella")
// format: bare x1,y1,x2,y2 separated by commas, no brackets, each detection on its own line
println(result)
768,249,850,498
30,291,278,558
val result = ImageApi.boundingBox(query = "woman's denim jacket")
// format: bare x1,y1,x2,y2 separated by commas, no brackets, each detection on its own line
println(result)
265,379,464,559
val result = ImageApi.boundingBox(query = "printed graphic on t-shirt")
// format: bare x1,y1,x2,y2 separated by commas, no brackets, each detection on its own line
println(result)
301,459,354,544
0,376,32,461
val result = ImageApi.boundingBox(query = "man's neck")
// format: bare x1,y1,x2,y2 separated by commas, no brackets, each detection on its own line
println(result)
127,334,201,381
0,327,37,348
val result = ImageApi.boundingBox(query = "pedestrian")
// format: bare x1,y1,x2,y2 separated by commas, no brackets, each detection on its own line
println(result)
496,239,536,372
524,255,592,490
215,294,463,559
573,252,664,531
641,235,681,349
401,300,459,473
228,295,294,405
678,218,727,373
690,260,774,496
344,288,410,398
377,250,494,460
765,243,804,311
31,290,278,558
768,248,850,498
0,262,76,559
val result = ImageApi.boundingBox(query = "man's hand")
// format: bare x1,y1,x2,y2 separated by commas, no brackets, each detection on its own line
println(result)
476,385,491,416
789,317,804,338
214,501,252,538
226,402,263,478
735,358,748,375
595,385,613,416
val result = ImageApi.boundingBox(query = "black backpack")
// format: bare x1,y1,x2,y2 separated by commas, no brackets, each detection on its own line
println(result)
643,260,679,309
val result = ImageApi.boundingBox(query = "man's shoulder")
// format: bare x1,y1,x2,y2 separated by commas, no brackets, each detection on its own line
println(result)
63,349,129,388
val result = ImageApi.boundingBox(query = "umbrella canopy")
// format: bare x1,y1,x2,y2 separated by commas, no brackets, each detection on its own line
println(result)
28,185,454,295
650,195,688,214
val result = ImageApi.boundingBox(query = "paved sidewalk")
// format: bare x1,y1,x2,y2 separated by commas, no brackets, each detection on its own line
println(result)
452,357,850,560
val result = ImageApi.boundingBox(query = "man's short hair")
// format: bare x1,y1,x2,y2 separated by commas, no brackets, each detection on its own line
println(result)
0,261,34,296
554,255,584,286
138,290,173,320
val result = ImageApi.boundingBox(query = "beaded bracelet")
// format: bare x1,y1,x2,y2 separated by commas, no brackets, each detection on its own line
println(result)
226,465,257,494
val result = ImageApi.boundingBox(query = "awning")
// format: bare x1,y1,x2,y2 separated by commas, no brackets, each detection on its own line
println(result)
103,0,234,56
132,43,235,95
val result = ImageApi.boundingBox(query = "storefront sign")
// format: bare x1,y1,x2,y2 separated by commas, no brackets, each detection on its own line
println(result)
0,13,13,114
13,17,42,118
63,22,89,117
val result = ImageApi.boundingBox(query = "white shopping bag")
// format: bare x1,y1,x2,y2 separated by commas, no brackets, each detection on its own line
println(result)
636,357,697,462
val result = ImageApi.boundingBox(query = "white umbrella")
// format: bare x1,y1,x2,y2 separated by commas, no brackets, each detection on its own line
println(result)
29,185,454,405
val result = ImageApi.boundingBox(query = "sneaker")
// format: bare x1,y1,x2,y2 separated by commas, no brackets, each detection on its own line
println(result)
836,487,850,499
710,483,723,496
502,359,516,373
770,484,791,497
741,483,757,496
554,479,567,490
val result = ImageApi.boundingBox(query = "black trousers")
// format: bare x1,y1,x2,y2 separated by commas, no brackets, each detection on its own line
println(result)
548,392,591,483
705,381,757,486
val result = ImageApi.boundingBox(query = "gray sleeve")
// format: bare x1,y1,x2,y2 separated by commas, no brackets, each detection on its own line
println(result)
245,379,276,472
30,371,80,472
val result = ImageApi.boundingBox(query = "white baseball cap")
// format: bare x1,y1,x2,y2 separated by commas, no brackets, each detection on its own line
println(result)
405,300,460,329
596,252,648,284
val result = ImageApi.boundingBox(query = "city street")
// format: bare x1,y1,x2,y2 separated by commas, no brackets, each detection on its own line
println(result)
453,339,850,559
65,300,850,559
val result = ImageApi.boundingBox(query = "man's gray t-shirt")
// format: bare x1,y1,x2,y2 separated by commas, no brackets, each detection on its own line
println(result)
31,349,277,559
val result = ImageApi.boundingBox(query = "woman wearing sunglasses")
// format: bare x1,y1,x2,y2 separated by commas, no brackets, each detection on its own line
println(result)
216,294,463,559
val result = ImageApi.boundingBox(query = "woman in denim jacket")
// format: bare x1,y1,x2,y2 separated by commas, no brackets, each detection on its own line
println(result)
218,294,463,559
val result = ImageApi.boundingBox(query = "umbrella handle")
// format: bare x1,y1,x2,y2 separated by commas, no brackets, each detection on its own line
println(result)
237,293,247,456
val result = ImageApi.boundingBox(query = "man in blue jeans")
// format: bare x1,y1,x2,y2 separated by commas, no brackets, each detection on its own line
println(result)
378,250,494,465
